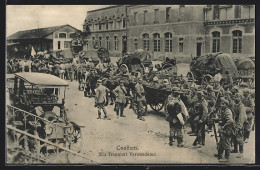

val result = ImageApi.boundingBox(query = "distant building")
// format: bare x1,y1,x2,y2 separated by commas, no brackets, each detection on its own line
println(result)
83,5,255,61
7,24,79,58
204,5,255,59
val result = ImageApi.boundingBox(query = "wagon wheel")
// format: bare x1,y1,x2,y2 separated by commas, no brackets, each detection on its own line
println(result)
120,64,129,74
201,74,213,85
150,102,164,112
187,71,194,81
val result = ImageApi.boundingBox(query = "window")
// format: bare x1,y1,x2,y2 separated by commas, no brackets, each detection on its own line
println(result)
179,5,185,22
99,23,102,30
106,22,109,30
179,38,184,53
92,37,95,47
106,36,110,50
99,37,102,47
58,41,61,49
213,5,220,20
92,24,94,31
69,33,76,39
134,39,138,50
234,5,241,18
154,9,159,23
165,32,172,52
134,12,138,24
114,36,118,50
166,7,171,21
59,33,66,38
212,31,220,53
153,33,160,52
86,40,88,50
64,41,70,48
232,30,242,53
123,19,126,28
143,34,150,51
144,11,148,24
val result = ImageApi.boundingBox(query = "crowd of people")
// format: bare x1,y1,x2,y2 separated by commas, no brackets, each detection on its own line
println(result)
6,55,255,162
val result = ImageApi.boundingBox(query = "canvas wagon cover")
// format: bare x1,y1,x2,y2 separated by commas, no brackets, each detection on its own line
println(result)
191,53,238,77
236,58,255,70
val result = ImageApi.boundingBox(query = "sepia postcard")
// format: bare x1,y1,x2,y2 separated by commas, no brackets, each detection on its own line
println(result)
6,4,255,165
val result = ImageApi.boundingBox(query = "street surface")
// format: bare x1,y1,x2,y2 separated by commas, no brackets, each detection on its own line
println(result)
63,63,255,164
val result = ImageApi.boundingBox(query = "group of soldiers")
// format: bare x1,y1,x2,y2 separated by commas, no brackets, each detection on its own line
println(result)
7,55,255,162
83,62,255,162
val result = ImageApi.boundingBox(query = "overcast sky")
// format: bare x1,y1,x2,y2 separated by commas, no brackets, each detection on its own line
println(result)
6,5,109,36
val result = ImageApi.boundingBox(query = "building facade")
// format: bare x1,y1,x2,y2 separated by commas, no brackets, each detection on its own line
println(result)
7,25,79,58
83,5,255,61
204,5,255,59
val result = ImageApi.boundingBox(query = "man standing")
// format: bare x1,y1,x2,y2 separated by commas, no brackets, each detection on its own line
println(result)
135,79,146,121
241,89,255,143
232,93,247,158
113,80,127,118
146,64,156,82
95,79,110,119
193,91,208,147
217,98,234,162
166,88,188,147
224,70,233,90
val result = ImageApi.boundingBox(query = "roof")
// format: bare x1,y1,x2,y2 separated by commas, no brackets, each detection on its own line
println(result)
14,73,69,87
7,24,79,40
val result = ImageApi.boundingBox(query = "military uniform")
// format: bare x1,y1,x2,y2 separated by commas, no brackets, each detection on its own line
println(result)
166,89,188,147
242,90,255,141
193,95,208,146
232,98,247,156
218,99,234,161
113,81,127,118
135,80,146,121
95,82,110,119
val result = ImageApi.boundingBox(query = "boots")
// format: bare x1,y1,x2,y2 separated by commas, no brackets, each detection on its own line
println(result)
97,111,101,119
232,142,238,153
224,149,230,161
169,135,173,146
237,145,244,158
218,148,224,160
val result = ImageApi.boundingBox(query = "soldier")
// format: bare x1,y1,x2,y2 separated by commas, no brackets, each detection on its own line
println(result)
224,70,233,90
95,79,110,119
232,93,247,158
53,62,61,78
113,80,127,118
214,68,222,82
217,98,234,162
242,89,255,143
135,79,146,121
146,64,156,82
205,85,216,103
166,87,189,147
87,69,99,97
193,91,208,147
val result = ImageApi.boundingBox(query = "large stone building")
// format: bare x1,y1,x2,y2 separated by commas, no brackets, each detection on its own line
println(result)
83,5,255,61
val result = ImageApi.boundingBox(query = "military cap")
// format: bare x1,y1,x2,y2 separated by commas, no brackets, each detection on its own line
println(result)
216,68,220,71
149,64,154,68
221,98,229,106
188,79,194,82
172,87,181,93
235,93,243,99
153,77,159,82
90,68,95,71
123,73,128,76
119,80,125,83
174,79,180,83
243,88,250,94
97,79,102,83
197,91,204,96
166,73,170,76
206,85,213,91
232,86,239,93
